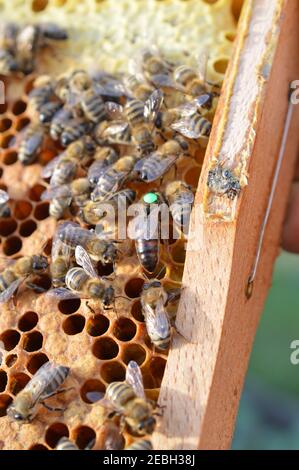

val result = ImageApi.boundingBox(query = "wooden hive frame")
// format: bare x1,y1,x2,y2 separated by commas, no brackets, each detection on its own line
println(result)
153,0,299,450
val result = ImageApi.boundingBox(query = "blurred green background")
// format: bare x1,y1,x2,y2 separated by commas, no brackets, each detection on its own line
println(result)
233,251,299,449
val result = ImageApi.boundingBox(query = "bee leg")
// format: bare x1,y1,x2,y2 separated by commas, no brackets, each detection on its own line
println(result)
41,402,66,413
43,387,74,400
119,416,127,433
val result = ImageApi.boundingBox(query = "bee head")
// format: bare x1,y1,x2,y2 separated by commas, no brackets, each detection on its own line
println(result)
102,244,117,264
32,255,48,271
7,397,35,423
137,416,156,435
143,280,161,291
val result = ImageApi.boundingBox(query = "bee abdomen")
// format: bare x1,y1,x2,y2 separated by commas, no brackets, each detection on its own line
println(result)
50,108,72,141
60,120,89,147
49,198,69,219
106,382,135,407
136,239,158,273
65,267,89,292
39,102,62,124
82,93,106,123
193,114,211,137
18,128,44,165
56,437,78,451
174,65,197,86
125,100,145,126
50,160,77,186
40,365,70,399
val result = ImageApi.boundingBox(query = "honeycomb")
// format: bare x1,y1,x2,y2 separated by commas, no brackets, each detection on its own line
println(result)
0,0,242,450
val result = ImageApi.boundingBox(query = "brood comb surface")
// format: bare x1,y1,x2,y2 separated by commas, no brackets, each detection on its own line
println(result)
0,0,239,450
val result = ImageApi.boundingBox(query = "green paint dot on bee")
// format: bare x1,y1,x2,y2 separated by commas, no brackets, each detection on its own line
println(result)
143,192,158,204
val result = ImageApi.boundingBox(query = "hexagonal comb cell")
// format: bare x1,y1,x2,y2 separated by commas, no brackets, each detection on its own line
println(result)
0,0,237,451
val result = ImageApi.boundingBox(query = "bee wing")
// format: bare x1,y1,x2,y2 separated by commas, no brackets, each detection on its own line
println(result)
51,231,72,260
144,299,170,339
171,117,202,139
105,101,123,120
75,246,97,279
94,80,126,98
0,278,23,304
41,154,63,178
0,189,9,205
178,102,199,117
103,121,129,136
134,152,179,182
149,74,184,92
144,89,164,122
126,360,146,399
47,287,79,300
41,185,72,201
21,361,58,402
192,94,213,109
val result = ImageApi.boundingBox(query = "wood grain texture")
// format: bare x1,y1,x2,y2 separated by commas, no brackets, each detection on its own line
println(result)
153,0,299,450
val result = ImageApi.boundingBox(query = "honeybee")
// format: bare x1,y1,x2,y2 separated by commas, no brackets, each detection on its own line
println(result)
41,177,90,218
50,229,73,288
0,23,19,74
49,107,73,141
56,437,79,451
28,75,54,109
87,147,119,187
0,254,48,304
90,155,136,203
133,138,187,183
128,192,162,273
7,361,70,423
126,439,153,450
173,59,219,99
102,360,157,435
164,181,194,230
18,123,45,165
80,88,108,124
171,110,212,140
16,24,40,75
80,189,136,226
0,189,10,218
141,279,171,350
155,94,213,135
57,222,117,265
94,120,131,146
132,125,155,157
42,138,92,186
207,163,241,200
60,118,91,147
49,246,115,309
